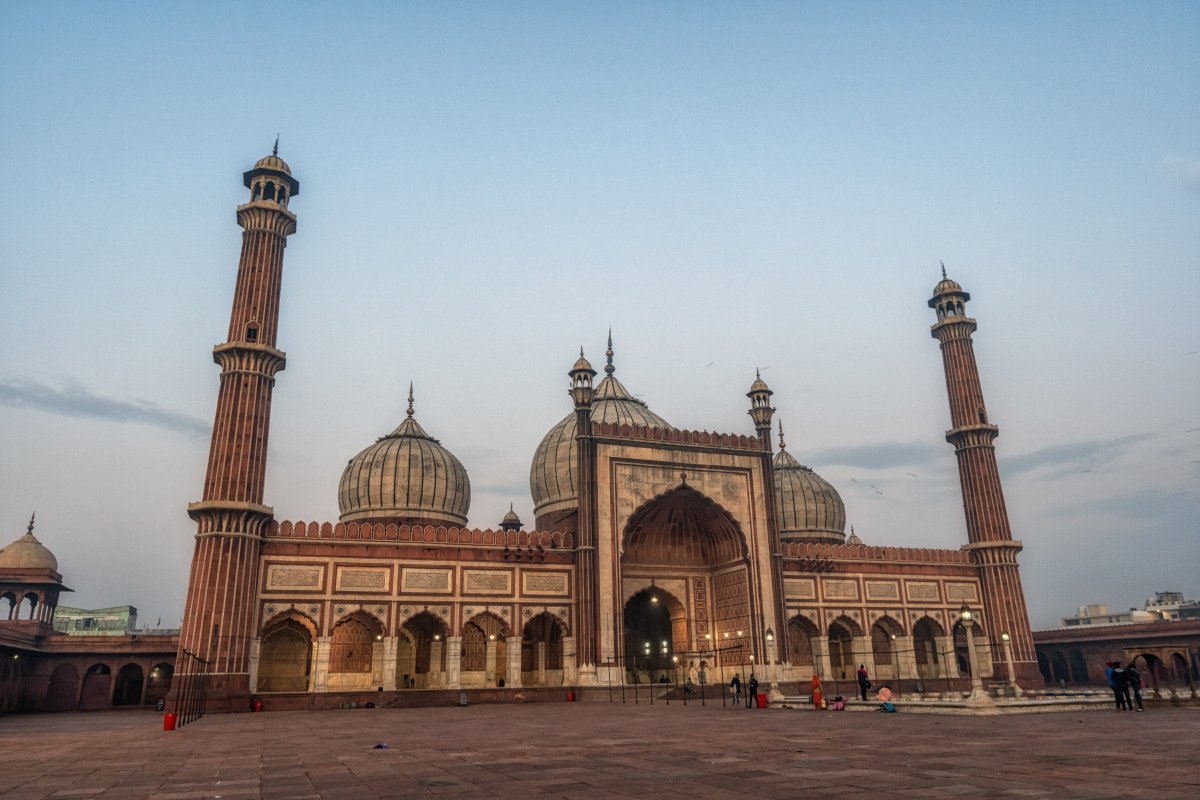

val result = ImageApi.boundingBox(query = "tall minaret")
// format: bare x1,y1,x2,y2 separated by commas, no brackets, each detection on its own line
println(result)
929,266,1037,686
175,146,299,712
569,347,599,682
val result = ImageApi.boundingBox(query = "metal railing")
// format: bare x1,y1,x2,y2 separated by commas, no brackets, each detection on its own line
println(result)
172,649,211,728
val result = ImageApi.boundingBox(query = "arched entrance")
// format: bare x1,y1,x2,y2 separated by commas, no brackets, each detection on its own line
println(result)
44,663,78,711
258,615,315,692
143,662,173,707
623,587,685,684
828,617,860,681
913,617,943,680
522,612,566,687
112,664,144,706
871,616,903,681
397,611,448,689
619,485,751,686
461,612,511,688
80,664,111,709
787,615,819,676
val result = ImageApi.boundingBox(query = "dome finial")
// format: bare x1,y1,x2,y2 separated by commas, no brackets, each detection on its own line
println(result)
273,134,279,157
27,511,35,535
940,259,947,280
605,328,615,376
778,420,786,451
406,382,415,418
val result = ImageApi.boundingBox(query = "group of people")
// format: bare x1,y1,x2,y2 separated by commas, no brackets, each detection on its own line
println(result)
808,665,897,712
1105,661,1145,711
728,672,760,707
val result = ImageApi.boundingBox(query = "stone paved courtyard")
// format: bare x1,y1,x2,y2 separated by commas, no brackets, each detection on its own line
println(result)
1,703,1197,799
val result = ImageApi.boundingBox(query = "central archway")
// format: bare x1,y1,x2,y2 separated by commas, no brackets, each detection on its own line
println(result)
619,484,752,686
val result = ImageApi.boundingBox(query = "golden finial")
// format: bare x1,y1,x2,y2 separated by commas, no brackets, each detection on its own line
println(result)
273,134,279,157
778,421,786,451
406,382,415,418
605,328,615,376
27,512,35,535
940,260,947,280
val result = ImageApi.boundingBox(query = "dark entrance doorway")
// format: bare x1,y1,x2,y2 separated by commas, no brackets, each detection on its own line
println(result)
623,588,681,683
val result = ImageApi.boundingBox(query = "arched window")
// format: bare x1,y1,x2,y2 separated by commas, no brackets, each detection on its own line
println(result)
788,616,818,667
259,618,313,691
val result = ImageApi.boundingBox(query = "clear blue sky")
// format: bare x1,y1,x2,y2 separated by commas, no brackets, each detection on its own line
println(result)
1,2,1197,628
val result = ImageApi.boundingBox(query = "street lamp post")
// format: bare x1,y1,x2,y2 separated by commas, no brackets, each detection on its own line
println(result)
959,604,992,706
1000,632,1023,698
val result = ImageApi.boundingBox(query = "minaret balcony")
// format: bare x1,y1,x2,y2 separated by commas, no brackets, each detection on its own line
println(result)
212,341,286,376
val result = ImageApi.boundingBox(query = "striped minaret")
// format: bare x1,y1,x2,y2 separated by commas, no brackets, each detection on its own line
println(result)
929,266,1038,687
175,145,299,712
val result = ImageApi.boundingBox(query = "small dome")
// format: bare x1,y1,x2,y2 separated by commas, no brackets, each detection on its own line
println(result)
531,369,672,523
749,373,771,394
773,448,846,544
254,153,292,175
572,351,595,373
846,527,863,546
338,389,470,527
0,516,58,571
502,505,522,526
933,277,963,295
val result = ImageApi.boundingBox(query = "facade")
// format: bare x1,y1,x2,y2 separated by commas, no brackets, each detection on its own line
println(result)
52,606,139,636
171,151,1043,713
1034,620,1200,697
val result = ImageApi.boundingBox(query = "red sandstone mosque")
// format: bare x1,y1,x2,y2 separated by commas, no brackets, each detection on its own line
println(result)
1,148,1048,712
166,148,1041,711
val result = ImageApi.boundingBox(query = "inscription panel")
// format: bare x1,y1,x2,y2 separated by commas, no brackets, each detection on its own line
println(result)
865,581,900,601
822,578,860,601
401,568,452,594
945,582,979,603
906,581,940,602
464,570,512,594
266,565,323,591
335,567,390,593
784,578,817,600
522,572,569,596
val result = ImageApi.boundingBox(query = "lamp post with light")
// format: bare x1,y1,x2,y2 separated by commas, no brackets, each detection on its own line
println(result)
959,604,991,705
1000,632,1023,698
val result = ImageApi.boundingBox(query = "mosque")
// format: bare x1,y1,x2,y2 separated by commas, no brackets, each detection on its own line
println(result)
1,148,1041,713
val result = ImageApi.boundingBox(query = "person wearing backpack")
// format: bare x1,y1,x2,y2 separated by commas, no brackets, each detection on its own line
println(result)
856,665,871,701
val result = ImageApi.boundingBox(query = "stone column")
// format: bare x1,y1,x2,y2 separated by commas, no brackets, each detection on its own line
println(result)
537,642,546,686
313,636,331,692
248,637,261,692
936,636,955,679
371,640,386,690
445,637,461,689
485,639,497,686
851,637,873,681
381,637,398,691
812,637,832,682
430,639,446,688
506,636,523,688
562,636,577,685
894,635,917,680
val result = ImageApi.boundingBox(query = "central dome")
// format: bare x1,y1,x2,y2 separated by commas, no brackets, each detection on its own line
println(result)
530,343,672,526
772,429,846,544
339,387,470,527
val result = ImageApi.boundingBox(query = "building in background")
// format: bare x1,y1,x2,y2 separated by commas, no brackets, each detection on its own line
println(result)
52,606,138,636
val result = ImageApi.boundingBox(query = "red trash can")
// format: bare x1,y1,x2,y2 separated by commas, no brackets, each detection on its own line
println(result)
756,693,767,708
252,699,263,712
163,712,177,731
567,691,575,702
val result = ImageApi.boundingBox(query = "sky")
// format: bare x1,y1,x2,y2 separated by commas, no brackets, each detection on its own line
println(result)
1,2,1197,630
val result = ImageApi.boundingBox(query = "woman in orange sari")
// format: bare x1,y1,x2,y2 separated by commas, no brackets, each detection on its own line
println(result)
810,674,824,709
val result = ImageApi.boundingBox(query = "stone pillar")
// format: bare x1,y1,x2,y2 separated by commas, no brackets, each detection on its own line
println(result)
430,639,446,688
812,637,832,681
936,636,955,679
537,641,546,686
248,637,261,693
894,635,917,680
506,636,523,688
371,640,386,690
562,636,577,685
851,637,873,680
485,640,498,686
381,637,398,690
445,637,461,689
313,636,331,692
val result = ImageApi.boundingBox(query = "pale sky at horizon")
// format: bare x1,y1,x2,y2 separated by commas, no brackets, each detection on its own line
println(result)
1,2,1197,630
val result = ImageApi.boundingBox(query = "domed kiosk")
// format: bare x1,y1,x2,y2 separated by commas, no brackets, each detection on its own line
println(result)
338,385,471,527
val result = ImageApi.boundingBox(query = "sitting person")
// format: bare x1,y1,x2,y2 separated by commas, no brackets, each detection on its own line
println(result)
829,694,846,711
876,685,896,712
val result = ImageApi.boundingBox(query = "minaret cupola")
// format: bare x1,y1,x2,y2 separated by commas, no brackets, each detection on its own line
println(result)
243,137,300,208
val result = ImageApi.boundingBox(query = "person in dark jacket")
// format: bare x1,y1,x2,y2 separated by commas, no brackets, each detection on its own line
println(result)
746,674,759,708
730,673,742,707
856,665,870,701
1110,661,1131,711
1126,664,1145,711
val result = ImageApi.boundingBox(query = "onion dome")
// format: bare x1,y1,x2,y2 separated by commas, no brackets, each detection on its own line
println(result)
338,385,470,527
846,526,863,546
530,336,673,523
929,260,970,307
772,423,846,544
0,513,58,571
243,137,300,195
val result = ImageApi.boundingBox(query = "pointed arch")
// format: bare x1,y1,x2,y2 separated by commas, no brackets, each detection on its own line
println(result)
787,614,819,668
330,612,381,673
621,485,748,567
259,616,314,692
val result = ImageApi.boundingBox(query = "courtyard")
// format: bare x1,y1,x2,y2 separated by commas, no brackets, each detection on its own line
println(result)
0,703,1197,799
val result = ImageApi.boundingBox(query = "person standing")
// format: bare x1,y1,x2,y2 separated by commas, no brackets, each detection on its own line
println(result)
1127,665,1145,711
730,673,742,707
1109,661,1131,711
856,664,870,701
810,674,824,710
746,674,759,708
